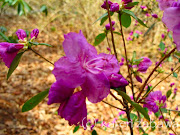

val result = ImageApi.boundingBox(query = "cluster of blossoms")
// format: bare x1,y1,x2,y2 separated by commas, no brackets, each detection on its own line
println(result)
143,91,167,113
48,31,129,128
156,0,180,51
101,0,134,12
0,29,39,68
105,21,116,31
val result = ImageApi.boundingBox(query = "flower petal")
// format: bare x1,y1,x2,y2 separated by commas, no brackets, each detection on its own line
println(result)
0,42,24,68
63,31,97,62
58,91,87,126
53,56,86,88
81,72,110,103
48,80,74,105
173,23,180,51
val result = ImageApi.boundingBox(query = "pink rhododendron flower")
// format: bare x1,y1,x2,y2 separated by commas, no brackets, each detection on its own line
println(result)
161,33,165,39
174,88,178,94
156,0,175,10
0,42,24,68
135,75,142,83
170,82,175,87
137,57,152,73
143,91,167,113
157,0,180,50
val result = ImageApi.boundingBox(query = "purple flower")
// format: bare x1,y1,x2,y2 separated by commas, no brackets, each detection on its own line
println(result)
169,133,175,135
176,106,178,110
30,28,39,39
122,0,132,4
170,82,175,87
140,5,147,9
51,31,119,103
174,88,178,94
135,75,142,83
101,0,113,9
0,42,24,68
110,3,119,12
146,13,150,17
156,0,176,10
105,21,115,30
58,91,87,127
108,73,129,88
127,36,133,41
137,57,152,73
158,0,180,51
161,33,165,39
159,115,163,120
152,13,158,18
119,111,126,116
16,29,27,41
143,91,167,113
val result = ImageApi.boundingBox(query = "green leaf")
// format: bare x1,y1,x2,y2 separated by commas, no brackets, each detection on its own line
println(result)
173,72,178,78
159,41,165,51
100,12,114,26
133,33,139,38
29,42,52,47
150,121,156,131
40,5,48,16
131,102,150,121
144,23,155,36
94,33,106,46
17,3,24,16
113,32,121,35
93,12,108,24
122,10,147,27
116,90,132,103
166,89,172,98
92,130,97,135
119,115,128,121
116,90,150,121
168,33,173,40
22,0,32,12
161,108,167,113
7,52,24,80
121,13,131,28
130,113,137,122
22,88,49,112
73,125,80,133
168,56,172,62
126,2,139,7
0,31,10,42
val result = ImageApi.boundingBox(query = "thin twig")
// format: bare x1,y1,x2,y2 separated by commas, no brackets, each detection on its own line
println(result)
118,11,134,101
106,0,118,58
29,47,54,66
102,100,125,111
110,91,125,107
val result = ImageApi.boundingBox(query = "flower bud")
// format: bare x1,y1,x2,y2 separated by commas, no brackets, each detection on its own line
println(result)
101,0,113,9
30,28,39,39
110,3,119,12
16,29,27,40
151,13,158,18
108,73,129,88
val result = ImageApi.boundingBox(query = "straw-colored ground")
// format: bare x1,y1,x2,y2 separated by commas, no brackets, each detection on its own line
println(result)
0,0,180,135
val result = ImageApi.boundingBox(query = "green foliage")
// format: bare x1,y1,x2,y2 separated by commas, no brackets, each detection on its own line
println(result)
115,90,150,121
73,125,80,133
122,9,147,27
173,72,178,78
166,89,172,99
159,41,165,51
40,5,48,16
120,13,131,28
92,130,97,135
94,33,106,46
7,51,24,80
22,88,49,112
